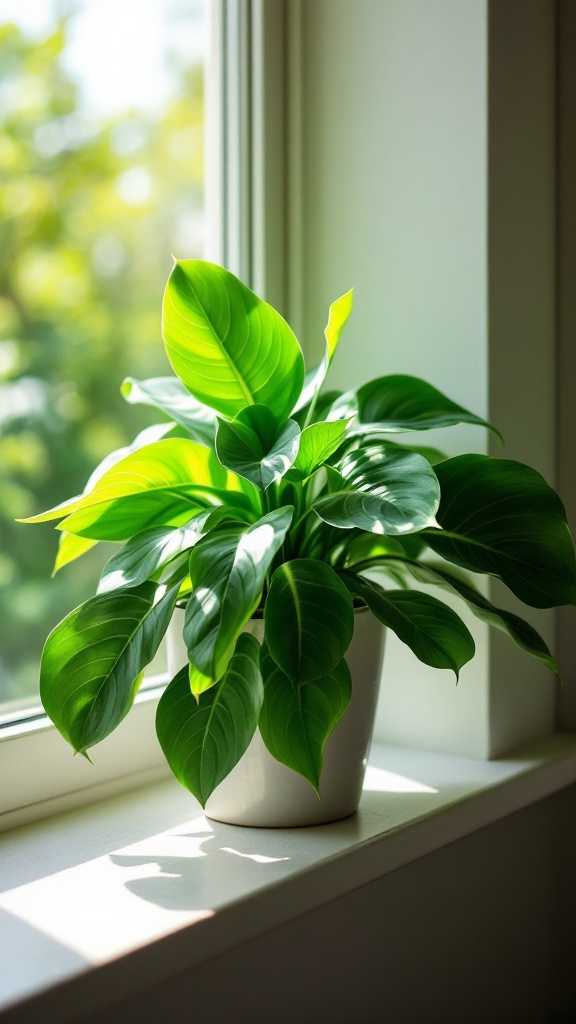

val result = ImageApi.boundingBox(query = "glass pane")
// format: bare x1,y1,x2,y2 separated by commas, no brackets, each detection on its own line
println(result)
0,0,206,713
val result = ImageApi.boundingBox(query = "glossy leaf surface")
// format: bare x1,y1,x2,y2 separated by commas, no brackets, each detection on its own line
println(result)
329,374,499,437
313,443,440,535
259,643,351,792
372,557,560,675
342,572,474,678
156,633,263,807
23,439,240,541
424,455,576,608
163,259,305,420
185,507,293,693
216,405,301,490
121,376,217,447
41,582,179,754
98,508,228,593
265,559,354,683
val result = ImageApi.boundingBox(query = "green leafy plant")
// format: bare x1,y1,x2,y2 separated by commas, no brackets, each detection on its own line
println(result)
22,260,576,805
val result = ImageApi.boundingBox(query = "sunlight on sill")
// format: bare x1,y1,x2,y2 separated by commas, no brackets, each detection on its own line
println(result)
363,764,438,794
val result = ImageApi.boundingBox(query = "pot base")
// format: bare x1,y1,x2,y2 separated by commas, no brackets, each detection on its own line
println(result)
203,609,385,828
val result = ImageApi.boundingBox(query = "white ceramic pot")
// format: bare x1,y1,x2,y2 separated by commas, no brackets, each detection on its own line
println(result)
166,607,385,828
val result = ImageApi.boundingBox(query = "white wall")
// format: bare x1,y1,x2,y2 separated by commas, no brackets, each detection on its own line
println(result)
294,0,558,758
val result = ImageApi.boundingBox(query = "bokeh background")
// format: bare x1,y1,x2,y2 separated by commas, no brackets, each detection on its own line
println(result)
0,0,206,707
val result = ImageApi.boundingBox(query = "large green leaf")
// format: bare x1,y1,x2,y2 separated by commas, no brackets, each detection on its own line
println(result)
162,259,305,421
216,405,301,490
156,632,263,807
258,643,351,792
40,582,179,755
265,559,354,683
98,508,229,594
184,507,293,693
51,423,177,572
121,376,217,447
367,557,560,675
423,455,576,608
294,289,353,415
329,374,500,437
341,572,474,679
313,443,440,535
287,420,348,482
22,439,245,541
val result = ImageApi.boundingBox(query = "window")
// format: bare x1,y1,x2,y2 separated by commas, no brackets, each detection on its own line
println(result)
0,0,564,830
0,0,206,717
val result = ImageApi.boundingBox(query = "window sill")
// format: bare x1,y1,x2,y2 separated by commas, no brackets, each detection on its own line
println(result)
1,733,575,1024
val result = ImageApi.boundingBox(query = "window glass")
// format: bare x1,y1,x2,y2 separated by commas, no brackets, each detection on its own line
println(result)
0,0,206,714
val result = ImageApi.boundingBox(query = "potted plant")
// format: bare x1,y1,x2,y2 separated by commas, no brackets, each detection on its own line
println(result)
22,259,576,826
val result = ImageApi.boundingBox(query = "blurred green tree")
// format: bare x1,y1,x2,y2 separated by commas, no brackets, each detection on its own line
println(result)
0,18,204,702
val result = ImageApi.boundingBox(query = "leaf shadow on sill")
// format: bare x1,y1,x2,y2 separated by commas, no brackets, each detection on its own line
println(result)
107,795,438,915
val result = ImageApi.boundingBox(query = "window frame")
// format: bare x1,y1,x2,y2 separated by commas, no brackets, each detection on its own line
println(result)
1,0,569,830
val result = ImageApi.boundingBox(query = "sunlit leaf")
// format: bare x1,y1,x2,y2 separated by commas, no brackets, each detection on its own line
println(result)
313,443,440,535
156,632,263,807
185,507,293,693
341,571,474,679
51,423,177,572
287,420,348,481
216,405,301,490
121,376,217,448
22,439,247,541
293,289,353,414
97,508,229,593
163,259,305,421
259,642,351,792
53,533,98,576
40,582,179,755
265,559,354,683
423,455,576,608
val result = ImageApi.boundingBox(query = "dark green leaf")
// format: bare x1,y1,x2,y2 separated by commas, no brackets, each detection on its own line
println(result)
341,572,474,679
259,643,351,792
185,507,293,693
423,455,576,608
265,559,354,683
216,405,301,490
313,443,440,535
40,582,179,754
121,376,217,447
329,374,500,437
370,557,560,675
156,632,263,807
163,259,305,421
293,389,343,429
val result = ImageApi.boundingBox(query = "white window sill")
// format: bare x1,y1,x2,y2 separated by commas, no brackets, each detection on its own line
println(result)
1,733,575,1024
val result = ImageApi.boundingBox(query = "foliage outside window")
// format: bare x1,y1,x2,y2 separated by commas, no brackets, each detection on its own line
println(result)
0,0,206,709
